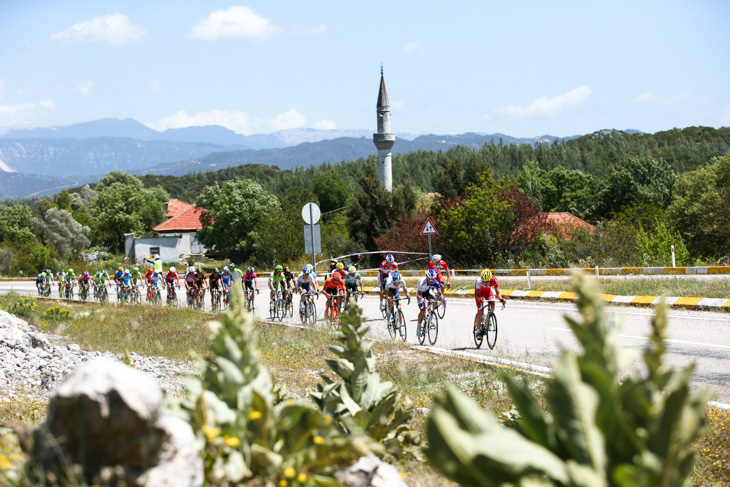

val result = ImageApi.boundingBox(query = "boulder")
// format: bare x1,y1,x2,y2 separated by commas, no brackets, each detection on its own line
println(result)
336,453,408,487
30,358,202,487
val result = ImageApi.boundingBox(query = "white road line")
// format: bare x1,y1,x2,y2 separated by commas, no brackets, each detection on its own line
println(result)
548,327,730,350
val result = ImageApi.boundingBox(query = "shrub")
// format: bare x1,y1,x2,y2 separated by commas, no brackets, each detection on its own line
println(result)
170,286,376,486
41,306,70,321
426,272,709,487
8,297,38,318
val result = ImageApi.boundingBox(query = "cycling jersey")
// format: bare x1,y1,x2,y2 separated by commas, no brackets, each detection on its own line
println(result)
475,276,500,303
208,272,221,288
165,271,179,283
122,274,132,286
323,277,343,294
184,272,195,285
416,277,441,294
131,271,142,285
384,275,406,298
428,259,450,283
150,273,163,287
379,261,398,284
344,271,362,286
114,270,124,282
193,272,206,287
269,272,286,288
221,272,232,286
144,270,153,284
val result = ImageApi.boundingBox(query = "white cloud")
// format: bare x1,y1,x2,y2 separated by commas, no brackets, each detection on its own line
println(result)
75,81,94,95
402,41,427,57
313,120,336,130
188,6,282,41
0,100,55,127
51,13,147,46
150,108,309,135
271,109,306,131
494,85,592,119
631,91,653,104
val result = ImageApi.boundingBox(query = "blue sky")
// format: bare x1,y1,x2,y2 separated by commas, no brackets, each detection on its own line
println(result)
1,0,728,138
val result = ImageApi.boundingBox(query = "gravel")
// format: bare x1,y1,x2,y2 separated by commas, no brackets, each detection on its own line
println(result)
0,309,195,402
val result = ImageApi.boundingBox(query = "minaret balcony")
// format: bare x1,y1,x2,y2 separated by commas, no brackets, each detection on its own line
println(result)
373,133,395,150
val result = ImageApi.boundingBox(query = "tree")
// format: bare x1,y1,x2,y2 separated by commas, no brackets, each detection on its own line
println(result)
666,152,730,259
34,208,91,257
433,154,464,201
312,169,350,214
0,204,36,249
600,156,676,217
92,171,169,250
196,178,278,258
636,221,690,266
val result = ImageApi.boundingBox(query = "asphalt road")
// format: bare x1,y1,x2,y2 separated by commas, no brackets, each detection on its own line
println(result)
3,280,729,404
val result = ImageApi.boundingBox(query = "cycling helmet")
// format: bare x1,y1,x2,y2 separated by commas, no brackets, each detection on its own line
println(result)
223,266,229,272
336,262,344,270
189,266,195,273
355,253,363,260
68,268,74,273
275,265,283,271
124,269,130,275
425,269,437,280
284,266,290,272
170,266,176,272
133,267,139,272
386,254,394,263
103,269,108,275
332,272,342,282
431,254,441,262
480,269,493,281
391,272,402,283
348,266,356,274
148,267,153,272
118,266,123,271
306,264,314,272
83,271,89,277
229,263,236,268
302,266,309,274
247,266,254,273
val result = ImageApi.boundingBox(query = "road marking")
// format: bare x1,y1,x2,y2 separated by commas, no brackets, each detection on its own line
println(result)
548,327,730,350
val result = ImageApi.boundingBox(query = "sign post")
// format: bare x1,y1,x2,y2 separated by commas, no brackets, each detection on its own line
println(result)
671,244,676,267
302,203,321,271
420,218,438,257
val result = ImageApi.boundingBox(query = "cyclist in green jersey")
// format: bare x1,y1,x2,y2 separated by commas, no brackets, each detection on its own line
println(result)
268,265,288,302
230,263,244,289
131,266,143,291
344,265,364,305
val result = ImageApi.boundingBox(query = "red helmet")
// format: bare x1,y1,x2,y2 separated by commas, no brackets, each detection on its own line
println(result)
332,272,342,282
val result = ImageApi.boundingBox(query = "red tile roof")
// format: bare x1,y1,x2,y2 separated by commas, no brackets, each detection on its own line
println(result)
164,199,192,218
154,205,207,232
543,212,595,238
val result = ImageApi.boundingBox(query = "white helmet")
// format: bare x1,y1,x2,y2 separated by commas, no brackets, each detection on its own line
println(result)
431,254,441,262
223,266,229,272
188,266,194,273
170,266,176,272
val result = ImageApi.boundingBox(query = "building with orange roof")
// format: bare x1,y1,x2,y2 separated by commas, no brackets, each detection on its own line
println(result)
123,199,208,263
543,212,595,240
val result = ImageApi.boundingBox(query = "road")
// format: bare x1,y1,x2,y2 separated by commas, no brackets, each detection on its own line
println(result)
3,280,729,404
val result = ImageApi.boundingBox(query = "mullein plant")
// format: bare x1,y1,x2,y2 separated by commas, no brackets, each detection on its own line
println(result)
169,285,373,487
311,305,420,461
426,272,709,487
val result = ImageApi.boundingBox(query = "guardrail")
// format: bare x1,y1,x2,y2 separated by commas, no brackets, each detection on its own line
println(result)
360,266,730,277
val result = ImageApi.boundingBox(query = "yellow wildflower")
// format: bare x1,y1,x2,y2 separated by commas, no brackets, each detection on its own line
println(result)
279,481,288,487
297,473,307,483
249,410,262,420
202,426,220,442
223,435,241,447
313,435,325,445
283,466,296,478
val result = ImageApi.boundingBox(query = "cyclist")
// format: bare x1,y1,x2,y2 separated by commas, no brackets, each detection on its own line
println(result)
322,271,345,321
144,267,154,301
428,254,452,289
165,266,180,297
208,268,222,306
114,266,124,287
344,266,364,305
99,270,110,296
220,266,232,296
184,266,196,305
230,263,243,289
64,268,77,298
334,261,347,279
296,266,319,311
193,267,207,304
328,255,341,277
121,269,133,299
130,267,143,298
474,269,506,336
35,271,45,295
149,269,164,301
345,253,364,270
78,271,92,298
379,254,398,309
92,271,102,298
268,265,288,310
242,266,258,309
384,271,410,315
56,269,66,297
416,270,444,338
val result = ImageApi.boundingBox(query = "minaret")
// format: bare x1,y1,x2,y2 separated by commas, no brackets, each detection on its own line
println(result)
373,66,395,191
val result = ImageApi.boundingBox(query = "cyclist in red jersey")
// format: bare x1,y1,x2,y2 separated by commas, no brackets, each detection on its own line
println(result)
428,254,451,289
474,269,505,334
379,253,398,309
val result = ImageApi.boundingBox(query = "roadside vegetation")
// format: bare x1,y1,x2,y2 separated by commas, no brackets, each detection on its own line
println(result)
1,286,729,485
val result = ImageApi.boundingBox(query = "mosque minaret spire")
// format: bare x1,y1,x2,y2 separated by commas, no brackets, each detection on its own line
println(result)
373,65,395,191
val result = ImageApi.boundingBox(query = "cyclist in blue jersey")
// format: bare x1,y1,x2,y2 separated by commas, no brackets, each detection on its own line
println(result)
415,269,444,337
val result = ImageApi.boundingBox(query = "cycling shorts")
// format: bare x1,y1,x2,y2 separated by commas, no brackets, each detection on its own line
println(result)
417,290,437,308
299,282,311,293
345,282,358,293
387,287,400,299
244,280,255,290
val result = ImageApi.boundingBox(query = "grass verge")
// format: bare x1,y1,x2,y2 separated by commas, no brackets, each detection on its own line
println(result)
0,293,728,485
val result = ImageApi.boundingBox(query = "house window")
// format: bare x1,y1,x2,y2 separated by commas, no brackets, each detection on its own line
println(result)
150,246,160,256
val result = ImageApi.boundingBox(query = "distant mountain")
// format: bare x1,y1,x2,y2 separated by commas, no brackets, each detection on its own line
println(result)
0,172,98,200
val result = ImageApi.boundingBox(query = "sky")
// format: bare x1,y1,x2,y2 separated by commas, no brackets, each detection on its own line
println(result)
1,0,728,138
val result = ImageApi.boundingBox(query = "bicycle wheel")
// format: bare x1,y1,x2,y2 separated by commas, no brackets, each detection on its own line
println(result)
437,300,446,319
277,299,285,322
473,314,484,349
300,300,308,324
397,310,407,342
427,312,438,346
380,300,387,319
287,294,293,317
486,312,498,350
418,314,427,345
387,310,397,339
308,301,317,325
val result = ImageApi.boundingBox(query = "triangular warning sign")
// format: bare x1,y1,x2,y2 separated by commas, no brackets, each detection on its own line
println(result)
420,218,438,235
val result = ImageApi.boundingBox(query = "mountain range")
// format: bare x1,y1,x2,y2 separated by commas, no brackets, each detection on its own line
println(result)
0,118,579,199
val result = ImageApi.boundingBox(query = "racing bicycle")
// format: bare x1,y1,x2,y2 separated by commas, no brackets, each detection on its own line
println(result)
385,296,408,342
474,300,505,350
299,291,318,325
418,299,440,346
